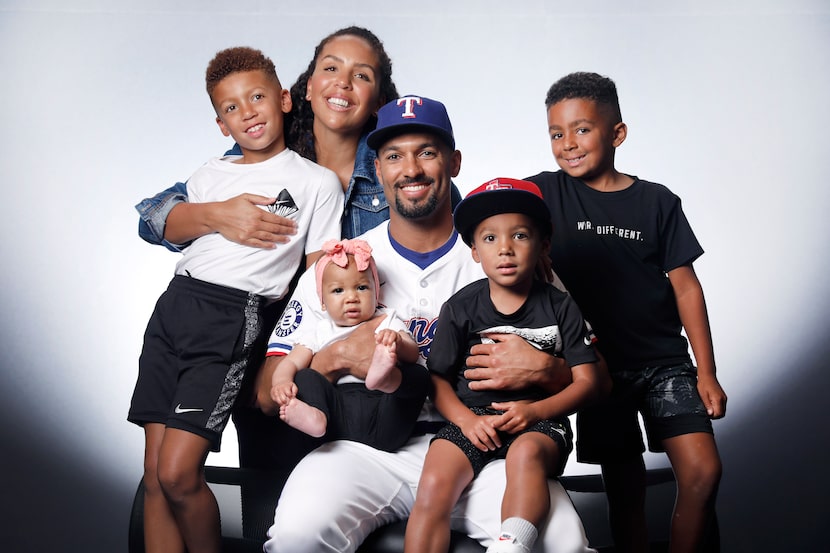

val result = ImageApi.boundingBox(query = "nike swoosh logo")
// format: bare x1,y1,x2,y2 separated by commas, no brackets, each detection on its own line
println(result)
174,404,203,414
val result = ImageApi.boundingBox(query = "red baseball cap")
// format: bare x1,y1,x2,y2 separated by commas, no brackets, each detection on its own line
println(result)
453,178,551,246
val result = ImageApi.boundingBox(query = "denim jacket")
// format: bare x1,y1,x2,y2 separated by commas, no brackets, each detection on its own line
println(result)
340,134,388,239
136,180,189,252
135,135,389,252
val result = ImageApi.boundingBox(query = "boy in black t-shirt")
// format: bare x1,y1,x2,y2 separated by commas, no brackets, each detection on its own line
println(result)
405,178,610,553
527,72,727,553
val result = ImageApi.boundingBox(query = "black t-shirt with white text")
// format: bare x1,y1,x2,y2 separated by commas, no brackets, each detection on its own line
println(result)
527,170,703,372
428,279,597,406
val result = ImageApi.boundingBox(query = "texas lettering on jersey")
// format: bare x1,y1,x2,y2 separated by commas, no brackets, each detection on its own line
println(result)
408,316,439,360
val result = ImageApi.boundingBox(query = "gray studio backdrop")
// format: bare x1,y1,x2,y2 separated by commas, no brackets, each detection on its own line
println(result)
1,1,828,551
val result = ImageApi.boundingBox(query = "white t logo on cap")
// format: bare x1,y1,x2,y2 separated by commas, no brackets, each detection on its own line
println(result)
398,97,423,119
485,179,514,191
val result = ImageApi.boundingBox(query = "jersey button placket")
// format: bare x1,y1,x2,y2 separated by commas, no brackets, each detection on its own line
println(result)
418,279,430,312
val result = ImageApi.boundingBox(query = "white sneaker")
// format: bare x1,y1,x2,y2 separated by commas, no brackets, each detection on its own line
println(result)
485,533,530,553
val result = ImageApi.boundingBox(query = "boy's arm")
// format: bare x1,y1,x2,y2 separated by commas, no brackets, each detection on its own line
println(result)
304,250,324,269
463,333,573,394
668,264,727,419
492,360,610,434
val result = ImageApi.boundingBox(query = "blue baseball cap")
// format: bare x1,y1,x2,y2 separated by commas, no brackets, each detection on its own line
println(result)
367,95,455,151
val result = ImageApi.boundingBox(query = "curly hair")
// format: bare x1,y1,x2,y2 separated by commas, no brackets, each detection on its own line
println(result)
205,46,280,99
545,72,622,123
288,26,398,161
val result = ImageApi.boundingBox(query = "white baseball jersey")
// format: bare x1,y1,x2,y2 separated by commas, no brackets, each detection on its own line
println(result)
176,148,343,300
268,220,484,361
263,222,595,553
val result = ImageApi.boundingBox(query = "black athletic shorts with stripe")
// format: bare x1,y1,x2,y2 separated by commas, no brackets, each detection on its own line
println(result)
128,275,270,451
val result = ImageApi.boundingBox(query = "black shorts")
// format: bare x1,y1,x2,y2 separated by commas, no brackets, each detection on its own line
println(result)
128,275,270,451
576,362,714,464
295,362,430,452
432,406,573,477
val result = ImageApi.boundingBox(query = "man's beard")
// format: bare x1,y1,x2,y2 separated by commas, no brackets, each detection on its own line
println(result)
394,178,439,220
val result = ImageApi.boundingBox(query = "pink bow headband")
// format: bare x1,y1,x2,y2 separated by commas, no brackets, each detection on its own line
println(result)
314,239,380,303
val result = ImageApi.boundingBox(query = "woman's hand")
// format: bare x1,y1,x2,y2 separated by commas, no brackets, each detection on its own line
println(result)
165,193,298,248
207,193,298,248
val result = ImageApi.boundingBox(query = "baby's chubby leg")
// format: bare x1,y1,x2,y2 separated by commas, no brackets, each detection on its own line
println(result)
365,341,401,392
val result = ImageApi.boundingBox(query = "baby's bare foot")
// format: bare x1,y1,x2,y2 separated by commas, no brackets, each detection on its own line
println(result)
279,398,327,437
365,344,401,393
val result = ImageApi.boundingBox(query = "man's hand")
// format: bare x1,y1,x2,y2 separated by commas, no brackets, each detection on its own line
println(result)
464,333,572,393
310,317,384,381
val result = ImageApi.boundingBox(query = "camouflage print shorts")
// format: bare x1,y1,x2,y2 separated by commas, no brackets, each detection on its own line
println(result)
576,362,713,463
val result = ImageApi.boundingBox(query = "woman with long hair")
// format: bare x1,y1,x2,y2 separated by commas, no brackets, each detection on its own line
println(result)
136,26,398,247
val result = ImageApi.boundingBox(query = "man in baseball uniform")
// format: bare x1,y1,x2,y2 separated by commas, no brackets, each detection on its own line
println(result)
258,96,594,553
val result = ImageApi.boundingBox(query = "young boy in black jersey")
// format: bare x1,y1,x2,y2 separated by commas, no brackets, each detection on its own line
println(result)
404,178,610,553
527,72,727,553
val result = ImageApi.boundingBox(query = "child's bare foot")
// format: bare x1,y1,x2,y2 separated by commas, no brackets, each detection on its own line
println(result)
279,398,327,438
365,343,402,393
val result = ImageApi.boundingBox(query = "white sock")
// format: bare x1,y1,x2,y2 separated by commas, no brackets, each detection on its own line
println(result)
500,517,538,550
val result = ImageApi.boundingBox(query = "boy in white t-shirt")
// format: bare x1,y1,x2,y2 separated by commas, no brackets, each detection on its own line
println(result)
127,46,343,553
